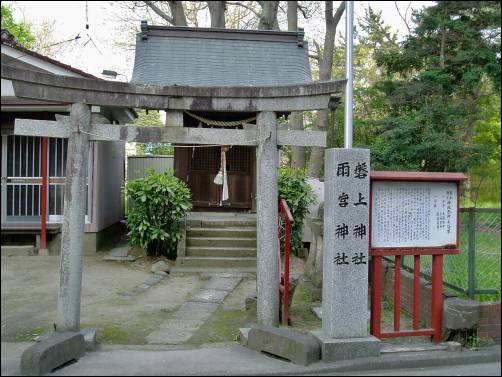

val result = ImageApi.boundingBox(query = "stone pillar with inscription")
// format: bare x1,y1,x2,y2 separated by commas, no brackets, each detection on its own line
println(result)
312,148,380,361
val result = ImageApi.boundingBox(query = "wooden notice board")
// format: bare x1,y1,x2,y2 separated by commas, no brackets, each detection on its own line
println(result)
370,172,468,251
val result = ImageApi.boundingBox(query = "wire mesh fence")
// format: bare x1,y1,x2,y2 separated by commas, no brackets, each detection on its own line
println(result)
402,208,501,301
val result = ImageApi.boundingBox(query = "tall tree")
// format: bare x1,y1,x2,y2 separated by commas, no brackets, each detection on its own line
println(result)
135,109,174,155
287,0,306,168
1,4,35,48
208,1,226,28
306,1,345,177
371,1,501,174
144,1,188,26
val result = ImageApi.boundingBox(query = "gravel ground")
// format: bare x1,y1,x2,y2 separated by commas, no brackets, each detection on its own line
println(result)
1,254,202,344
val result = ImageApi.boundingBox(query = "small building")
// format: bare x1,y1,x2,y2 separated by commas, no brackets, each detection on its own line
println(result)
131,23,312,212
1,30,136,253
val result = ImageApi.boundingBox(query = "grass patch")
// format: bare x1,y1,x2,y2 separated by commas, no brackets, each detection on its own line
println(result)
189,307,256,345
96,324,131,344
81,308,172,345
13,326,49,342
289,280,321,332
401,214,501,302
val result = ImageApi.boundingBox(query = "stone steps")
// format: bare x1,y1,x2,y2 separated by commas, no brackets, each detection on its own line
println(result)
1,245,36,256
186,246,256,257
186,237,257,248
187,219,257,228
175,256,257,268
171,266,256,274
187,227,256,238
177,213,258,269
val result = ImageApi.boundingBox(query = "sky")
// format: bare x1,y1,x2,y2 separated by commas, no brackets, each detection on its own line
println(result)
6,1,435,80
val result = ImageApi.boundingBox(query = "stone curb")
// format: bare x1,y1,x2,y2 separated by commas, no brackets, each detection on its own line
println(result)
267,346,501,376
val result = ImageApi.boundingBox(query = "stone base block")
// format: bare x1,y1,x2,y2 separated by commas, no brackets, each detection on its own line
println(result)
239,328,251,346
80,328,97,351
248,325,320,366
443,298,480,330
311,331,380,362
21,331,85,376
38,248,50,256
245,292,257,311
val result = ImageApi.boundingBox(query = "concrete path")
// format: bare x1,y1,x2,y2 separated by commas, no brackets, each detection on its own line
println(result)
146,275,242,344
1,342,499,376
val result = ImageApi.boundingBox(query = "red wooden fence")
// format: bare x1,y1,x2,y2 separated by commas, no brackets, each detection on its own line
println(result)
369,172,466,343
278,198,294,326
370,249,458,342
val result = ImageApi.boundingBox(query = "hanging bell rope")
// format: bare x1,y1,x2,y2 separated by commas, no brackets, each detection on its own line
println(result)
184,110,257,128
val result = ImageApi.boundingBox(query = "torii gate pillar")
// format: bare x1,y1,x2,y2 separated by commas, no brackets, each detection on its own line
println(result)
256,111,279,326
56,103,91,331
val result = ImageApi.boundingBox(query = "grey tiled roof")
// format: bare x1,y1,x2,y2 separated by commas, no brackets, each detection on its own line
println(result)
131,26,312,87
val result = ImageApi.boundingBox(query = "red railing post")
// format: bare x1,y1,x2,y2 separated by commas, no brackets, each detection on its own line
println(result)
370,255,382,337
278,216,282,285
431,254,444,343
40,136,48,250
278,198,293,326
394,255,401,332
413,255,421,330
283,220,291,326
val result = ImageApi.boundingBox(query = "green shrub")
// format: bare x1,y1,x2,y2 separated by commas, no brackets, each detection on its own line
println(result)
124,169,192,259
278,167,317,254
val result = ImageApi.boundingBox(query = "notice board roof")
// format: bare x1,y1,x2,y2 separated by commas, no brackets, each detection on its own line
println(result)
371,171,468,182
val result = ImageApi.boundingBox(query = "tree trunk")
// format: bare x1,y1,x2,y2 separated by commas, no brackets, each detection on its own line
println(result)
258,1,280,30
306,1,345,178
208,1,226,28
289,112,306,168
286,1,305,168
287,1,298,31
440,27,446,69
307,109,328,176
168,1,188,26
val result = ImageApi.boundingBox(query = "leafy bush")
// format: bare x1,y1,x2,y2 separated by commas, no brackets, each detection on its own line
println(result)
278,167,317,254
124,169,192,259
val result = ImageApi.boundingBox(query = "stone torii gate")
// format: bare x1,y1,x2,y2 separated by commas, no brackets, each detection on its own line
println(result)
1,63,345,331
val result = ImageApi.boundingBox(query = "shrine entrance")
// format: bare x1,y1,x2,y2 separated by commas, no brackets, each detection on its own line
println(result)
175,145,255,211
174,111,258,211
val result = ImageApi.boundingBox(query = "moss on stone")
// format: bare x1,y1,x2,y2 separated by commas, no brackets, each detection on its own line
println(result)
289,280,321,332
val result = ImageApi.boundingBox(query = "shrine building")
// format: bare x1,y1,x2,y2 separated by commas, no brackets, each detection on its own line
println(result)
131,22,312,212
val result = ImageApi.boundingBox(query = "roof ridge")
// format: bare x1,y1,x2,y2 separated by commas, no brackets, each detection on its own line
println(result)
139,21,305,47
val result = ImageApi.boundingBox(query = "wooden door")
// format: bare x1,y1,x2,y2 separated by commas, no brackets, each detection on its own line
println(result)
175,146,255,210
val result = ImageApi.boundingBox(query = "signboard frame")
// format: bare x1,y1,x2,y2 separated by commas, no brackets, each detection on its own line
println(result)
369,171,468,256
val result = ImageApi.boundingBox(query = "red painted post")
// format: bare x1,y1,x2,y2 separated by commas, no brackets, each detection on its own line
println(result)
278,219,282,286
431,254,444,342
370,255,382,337
40,137,48,250
394,255,401,332
413,255,421,330
283,220,291,326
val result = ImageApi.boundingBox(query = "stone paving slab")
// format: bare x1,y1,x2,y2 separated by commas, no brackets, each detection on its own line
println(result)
146,276,242,346
106,246,129,257
144,275,165,286
102,255,136,261
158,319,205,331
203,277,242,292
171,302,219,321
189,289,229,304
146,329,195,345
